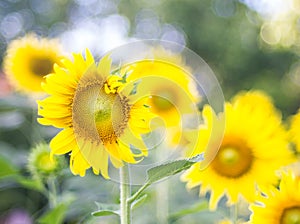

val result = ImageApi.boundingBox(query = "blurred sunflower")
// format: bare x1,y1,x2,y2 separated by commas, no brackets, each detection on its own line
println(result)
250,170,300,223
3,34,64,93
181,91,293,210
122,54,200,148
289,109,300,153
123,53,199,128
37,49,154,178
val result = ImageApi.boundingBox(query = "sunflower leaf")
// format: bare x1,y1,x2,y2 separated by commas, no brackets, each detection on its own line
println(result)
91,202,120,217
128,154,204,203
146,153,204,185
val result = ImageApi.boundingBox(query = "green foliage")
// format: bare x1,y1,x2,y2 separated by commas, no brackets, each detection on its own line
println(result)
38,203,69,224
0,154,18,178
0,154,44,191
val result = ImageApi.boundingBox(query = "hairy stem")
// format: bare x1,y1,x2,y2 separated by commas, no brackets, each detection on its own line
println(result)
120,164,131,224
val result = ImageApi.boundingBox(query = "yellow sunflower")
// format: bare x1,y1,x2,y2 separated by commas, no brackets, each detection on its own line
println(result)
181,91,293,210
289,109,300,153
249,170,300,224
37,49,154,178
3,33,64,93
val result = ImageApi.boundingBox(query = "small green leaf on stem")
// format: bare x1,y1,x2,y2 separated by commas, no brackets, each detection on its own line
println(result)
128,154,204,204
131,194,148,210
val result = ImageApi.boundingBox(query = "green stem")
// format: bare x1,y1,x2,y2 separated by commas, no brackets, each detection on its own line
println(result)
47,176,57,209
128,182,150,204
120,164,131,224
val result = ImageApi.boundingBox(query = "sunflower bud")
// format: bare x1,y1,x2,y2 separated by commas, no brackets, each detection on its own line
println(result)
28,143,65,180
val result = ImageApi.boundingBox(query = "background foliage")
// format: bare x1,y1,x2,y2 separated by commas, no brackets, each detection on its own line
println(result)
0,0,299,223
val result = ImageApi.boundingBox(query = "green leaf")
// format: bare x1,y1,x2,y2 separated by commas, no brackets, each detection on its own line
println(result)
128,154,204,204
91,202,120,217
0,154,44,192
91,210,120,217
168,201,209,223
17,177,44,192
146,154,203,185
38,203,68,224
131,194,148,210
0,155,18,178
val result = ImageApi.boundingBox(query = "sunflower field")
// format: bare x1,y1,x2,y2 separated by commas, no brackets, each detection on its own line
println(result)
1,0,300,224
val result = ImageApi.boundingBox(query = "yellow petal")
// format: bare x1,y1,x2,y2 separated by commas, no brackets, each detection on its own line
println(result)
70,149,90,177
110,156,123,168
49,128,74,156
97,54,112,77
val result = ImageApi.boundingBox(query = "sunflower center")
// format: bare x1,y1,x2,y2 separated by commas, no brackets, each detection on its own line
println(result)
30,57,54,76
94,89,130,144
152,89,176,111
37,152,57,173
281,207,300,224
211,139,253,178
72,81,130,144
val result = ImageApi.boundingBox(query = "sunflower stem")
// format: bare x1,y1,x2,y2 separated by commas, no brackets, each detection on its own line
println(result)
120,164,131,224
47,176,58,209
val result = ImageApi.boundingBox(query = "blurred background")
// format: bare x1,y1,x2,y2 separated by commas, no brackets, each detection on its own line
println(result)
0,0,300,223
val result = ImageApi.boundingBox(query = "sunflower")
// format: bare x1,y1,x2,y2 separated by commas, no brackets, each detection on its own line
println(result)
181,91,293,210
37,49,154,178
289,109,300,153
249,170,300,224
3,34,64,93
